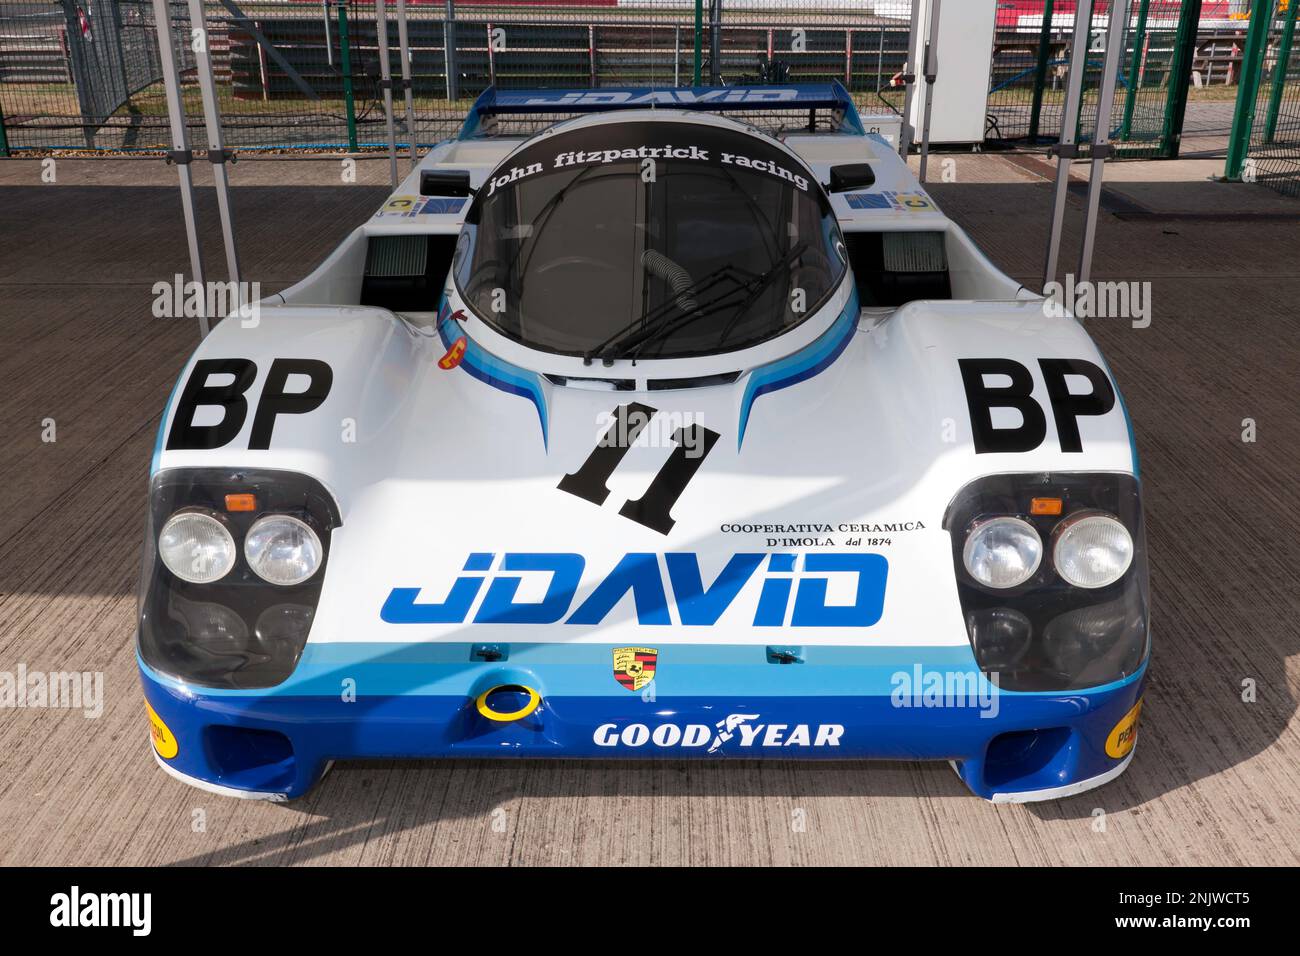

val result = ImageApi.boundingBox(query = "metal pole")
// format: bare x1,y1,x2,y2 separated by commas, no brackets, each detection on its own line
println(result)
674,25,680,87
1043,0,1094,289
899,0,922,157
151,0,208,337
444,0,458,102
1077,0,1127,286
395,0,418,167
0,98,10,157
323,0,333,67
875,21,884,96
186,0,240,288
1028,0,1056,142
1157,0,1202,159
709,0,721,86
693,0,703,86
375,0,399,188
1224,0,1273,179
339,4,358,152
1265,0,1298,142
1120,0,1150,142
918,0,941,183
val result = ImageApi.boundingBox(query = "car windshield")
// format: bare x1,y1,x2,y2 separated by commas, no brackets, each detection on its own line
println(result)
454,120,845,360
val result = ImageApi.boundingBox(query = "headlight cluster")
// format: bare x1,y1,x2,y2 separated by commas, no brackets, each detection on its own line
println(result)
158,511,323,586
960,510,1133,591
945,473,1148,692
138,469,340,689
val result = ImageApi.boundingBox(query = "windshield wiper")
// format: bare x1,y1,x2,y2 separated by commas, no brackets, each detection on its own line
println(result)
583,262,758,365
616,241,809,366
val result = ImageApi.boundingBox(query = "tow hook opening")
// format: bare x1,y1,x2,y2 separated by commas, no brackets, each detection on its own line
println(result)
475,684,542,723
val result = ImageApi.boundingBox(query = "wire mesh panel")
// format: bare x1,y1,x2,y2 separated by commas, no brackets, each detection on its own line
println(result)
0,0,917,154
1244,0,1300,195
985,0,1199,158
0,0,184,150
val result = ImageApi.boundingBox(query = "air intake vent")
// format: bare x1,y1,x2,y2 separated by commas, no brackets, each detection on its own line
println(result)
365,235,428,277
882,232,947,274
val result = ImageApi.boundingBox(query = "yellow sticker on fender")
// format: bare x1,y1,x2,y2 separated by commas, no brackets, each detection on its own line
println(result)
1105,700,1142,759
147,701,179,759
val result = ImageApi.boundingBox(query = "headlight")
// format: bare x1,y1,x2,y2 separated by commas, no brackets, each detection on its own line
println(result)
962,516,1042,589
244,514,324,586
1053,512,1133,589
168,594,249,654
158,511,236,584
966,607,1032,672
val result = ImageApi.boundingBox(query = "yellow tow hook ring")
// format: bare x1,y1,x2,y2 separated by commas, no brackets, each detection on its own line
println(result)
475,684,541,722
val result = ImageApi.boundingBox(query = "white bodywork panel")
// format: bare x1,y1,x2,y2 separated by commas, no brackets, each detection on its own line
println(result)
161,108,1134,652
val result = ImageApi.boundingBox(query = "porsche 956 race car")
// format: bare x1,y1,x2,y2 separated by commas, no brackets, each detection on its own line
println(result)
138,83,1148,802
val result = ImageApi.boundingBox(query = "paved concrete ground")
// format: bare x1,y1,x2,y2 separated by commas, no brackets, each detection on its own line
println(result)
0,155,1296,866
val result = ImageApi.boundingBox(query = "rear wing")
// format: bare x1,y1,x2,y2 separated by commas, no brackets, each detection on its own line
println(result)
457,82,868,140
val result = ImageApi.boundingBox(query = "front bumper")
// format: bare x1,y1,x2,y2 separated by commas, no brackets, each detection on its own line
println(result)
139,642,1145,802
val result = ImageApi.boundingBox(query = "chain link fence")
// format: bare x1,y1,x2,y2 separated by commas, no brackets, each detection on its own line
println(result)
1241,0,1299,194
0,1,918,154
984,0,1204,159
3,0,1287,161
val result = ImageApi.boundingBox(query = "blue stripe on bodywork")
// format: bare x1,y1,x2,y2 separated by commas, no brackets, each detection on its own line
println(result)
140,642,1142,701
737,285,860,450
437,300,549,448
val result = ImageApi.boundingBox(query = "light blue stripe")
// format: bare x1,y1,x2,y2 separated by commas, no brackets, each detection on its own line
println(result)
139,644,1144,700
436,302,550,447
737,287,859,448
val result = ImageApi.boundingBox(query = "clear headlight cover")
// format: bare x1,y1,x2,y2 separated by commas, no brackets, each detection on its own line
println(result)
244,514,324,586
962,517,1043,589
1053,512,1134,589
158,511,237,584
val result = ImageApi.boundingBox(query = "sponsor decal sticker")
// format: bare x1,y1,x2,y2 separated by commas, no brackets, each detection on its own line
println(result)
1106,699,1142,759
373,195,467,218
844,190,934,212
593,712,844,752
381,551,889,628
146,701,178,759
438,335,468,369
612,646,657,692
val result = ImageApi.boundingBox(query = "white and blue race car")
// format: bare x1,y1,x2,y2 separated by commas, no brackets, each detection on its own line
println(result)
138,83,1147,802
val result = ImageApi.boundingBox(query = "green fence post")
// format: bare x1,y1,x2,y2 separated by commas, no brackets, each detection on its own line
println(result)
1120,0,1152,141
693,0,703,86
1028,0,1056,142
1264,0,1298,142
0,99,10,157
1225,0,1275,179
339,4,359,152
1157,0,1203,158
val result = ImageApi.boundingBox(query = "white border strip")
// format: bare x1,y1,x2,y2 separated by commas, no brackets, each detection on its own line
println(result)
989,750,1136,804
151,751,336,802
